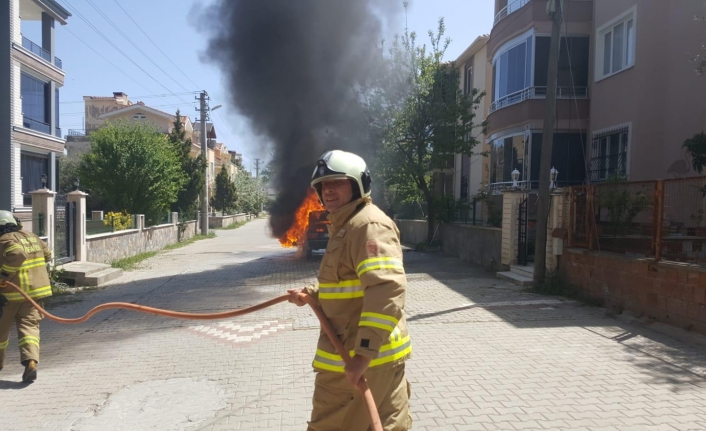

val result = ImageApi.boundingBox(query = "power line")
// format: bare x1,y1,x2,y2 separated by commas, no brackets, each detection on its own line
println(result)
61,101,198,116
60,26,153,94
111,0,202,91
60,91,198,104
57,0,190,104
82,0,193,96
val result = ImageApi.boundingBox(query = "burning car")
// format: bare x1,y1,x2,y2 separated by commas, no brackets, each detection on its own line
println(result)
305,210,330,259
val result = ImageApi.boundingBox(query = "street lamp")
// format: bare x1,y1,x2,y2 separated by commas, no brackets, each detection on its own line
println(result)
549,167,558,190
511,169,520,188
73,177,80,191
211,104,222,112
40,174,47,188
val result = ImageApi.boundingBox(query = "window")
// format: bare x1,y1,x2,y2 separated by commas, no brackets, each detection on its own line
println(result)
132,113,147,121
464,63,473,96
535,36,589,88
598,12,635,79
21,152,49,206
493,37,533,102
490,134,526,185
21,72,50,133
589,126,629,181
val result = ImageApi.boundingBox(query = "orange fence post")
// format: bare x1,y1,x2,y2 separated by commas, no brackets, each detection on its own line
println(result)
654,179,664,261
586,185,595,250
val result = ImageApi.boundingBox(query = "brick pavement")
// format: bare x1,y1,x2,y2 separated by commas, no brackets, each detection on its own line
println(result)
0,218,705,430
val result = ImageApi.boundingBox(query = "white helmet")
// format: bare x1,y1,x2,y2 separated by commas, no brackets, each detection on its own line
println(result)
311,150,372,202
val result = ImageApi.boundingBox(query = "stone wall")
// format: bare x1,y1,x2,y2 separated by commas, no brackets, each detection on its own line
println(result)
87,221,192,264
441,224,504,270
208,213,248,229
560,248,706,335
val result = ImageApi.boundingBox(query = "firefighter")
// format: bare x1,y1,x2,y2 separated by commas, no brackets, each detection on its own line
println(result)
288,150,412,431
0,210,53,383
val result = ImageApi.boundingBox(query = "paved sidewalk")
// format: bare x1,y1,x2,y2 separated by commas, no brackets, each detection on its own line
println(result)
0,218,705,430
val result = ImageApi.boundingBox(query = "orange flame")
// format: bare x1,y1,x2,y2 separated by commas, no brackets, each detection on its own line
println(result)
279,189,325,248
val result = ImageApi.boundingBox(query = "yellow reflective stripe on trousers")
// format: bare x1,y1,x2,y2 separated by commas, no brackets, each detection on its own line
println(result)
319,279,364,300
18,335,39,347
1,285,51,302
356,257,404,277
3,244,22,256
312,333,412,373
359,312,399,332
0,339,8,349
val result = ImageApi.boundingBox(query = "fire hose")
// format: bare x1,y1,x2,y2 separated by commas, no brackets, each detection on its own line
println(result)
2,281,383,431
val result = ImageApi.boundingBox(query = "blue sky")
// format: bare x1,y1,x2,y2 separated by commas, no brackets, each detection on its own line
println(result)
24,0,493,170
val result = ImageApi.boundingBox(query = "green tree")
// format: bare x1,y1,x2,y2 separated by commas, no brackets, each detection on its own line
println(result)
58,156,80,193
234,170,267,215
169,110,206,218
78,121,186,224
210,165,237,214
366,18,486,242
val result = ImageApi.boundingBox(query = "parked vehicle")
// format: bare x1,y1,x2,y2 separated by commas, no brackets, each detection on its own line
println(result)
305,210,330,259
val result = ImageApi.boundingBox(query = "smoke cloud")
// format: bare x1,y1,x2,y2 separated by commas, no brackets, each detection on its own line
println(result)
197,0,401,237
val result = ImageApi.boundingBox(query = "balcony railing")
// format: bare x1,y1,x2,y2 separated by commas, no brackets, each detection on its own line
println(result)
489,86,589,114
68,129,86,136
494,0,531,27
55,127,62,138
23,116,51,134
21,36,62,69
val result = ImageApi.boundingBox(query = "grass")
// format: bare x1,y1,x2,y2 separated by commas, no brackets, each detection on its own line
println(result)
164,232,216,251
110,231,219,270
216,221,248,230
111,251,159,271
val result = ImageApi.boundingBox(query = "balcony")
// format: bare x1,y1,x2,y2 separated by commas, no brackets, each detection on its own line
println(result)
55,127,62,138
23,116,51,134
489,86,588,114
68,129,86,137
21,36,62,69
494,0,531,27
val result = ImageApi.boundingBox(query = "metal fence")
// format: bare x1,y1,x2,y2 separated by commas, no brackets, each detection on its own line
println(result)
567,176,706,265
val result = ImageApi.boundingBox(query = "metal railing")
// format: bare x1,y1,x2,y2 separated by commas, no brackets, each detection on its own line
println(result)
567,177,706,266
493,0,531,27
55,127,62,138
588,152,627,183
68,129,86,136
23,116,51,134
54,56,62,68
489,86,589,114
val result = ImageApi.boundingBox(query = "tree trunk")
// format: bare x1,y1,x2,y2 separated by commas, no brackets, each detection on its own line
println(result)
426,197,436,244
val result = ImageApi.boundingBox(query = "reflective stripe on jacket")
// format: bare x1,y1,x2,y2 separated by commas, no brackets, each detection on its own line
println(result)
0,230,52,302
305,197,411,372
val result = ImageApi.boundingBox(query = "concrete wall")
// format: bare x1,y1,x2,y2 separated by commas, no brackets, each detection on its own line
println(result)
396,219,504,270
560,248,706,335
441,224,504,270
208,213,248,229
395,220,428,247
86,220,197,264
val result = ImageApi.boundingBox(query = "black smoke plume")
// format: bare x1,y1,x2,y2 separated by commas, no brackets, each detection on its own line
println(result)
198,0,399,237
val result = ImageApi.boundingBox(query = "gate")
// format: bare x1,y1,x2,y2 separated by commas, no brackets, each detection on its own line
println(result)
54,193,76,264
517,194,538,266
518,198,528,266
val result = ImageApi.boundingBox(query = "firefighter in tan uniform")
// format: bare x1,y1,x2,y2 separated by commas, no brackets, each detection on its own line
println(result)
289,150,412,431
0,210,53,383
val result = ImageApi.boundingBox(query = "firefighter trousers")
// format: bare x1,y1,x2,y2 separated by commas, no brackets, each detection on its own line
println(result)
0,300,43,366
307,363,412,431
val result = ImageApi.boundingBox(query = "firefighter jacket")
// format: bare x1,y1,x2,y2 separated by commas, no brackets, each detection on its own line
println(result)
304,196,411,373
0,230,52,302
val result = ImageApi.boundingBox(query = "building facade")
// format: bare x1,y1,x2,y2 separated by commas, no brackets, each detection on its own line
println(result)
1,0,70,217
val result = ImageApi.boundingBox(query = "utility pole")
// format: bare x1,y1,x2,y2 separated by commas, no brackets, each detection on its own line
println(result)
198,90,209,235
533,0,563,286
